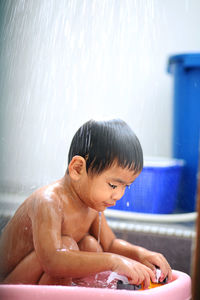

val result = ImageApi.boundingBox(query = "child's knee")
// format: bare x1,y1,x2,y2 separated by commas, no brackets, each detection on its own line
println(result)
61,236,79,251
78,235,103,252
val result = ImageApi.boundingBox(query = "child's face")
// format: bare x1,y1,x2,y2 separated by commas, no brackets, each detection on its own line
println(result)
79,164,140,212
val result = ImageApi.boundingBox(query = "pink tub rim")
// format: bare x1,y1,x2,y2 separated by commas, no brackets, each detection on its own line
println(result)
0,270,191,300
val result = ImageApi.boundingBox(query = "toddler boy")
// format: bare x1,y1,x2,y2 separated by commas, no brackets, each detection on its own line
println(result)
0,119,172,288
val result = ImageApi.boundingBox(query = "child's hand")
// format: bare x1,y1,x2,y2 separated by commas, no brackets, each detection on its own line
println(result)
112,255,156,289
136,248,172,282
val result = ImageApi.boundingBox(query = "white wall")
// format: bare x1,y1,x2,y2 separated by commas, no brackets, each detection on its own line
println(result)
0,0,200,192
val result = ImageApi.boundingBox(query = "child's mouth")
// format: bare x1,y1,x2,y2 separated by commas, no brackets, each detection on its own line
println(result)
104,202,115,207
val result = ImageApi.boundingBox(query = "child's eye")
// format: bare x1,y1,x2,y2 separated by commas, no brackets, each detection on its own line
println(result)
108,183,117,189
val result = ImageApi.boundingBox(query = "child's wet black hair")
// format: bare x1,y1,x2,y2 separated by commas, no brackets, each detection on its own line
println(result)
68,119,143,174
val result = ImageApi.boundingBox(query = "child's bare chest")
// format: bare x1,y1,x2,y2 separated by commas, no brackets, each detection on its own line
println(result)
61,207,97,242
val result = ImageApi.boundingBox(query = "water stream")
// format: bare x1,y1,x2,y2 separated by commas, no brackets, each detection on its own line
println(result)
0,0,188,192
97,212,102,245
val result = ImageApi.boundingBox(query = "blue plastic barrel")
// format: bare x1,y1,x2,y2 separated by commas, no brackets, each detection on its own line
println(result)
109,157,184,214
168,53,200,212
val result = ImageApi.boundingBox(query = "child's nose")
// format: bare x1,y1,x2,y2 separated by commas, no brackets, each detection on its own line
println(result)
112,187,125,201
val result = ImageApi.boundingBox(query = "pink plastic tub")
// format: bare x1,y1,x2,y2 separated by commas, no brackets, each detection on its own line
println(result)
0,270,191,300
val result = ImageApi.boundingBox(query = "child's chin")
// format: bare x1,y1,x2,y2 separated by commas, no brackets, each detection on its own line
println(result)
96,207,106,212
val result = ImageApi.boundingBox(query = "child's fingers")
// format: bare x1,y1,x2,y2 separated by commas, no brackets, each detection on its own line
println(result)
136,266,155,289
160,265,172,283
145,265,156,283
143,261,157,273
142,270,151,289
154,254,172,282
128,268,141,285
138,262,157,282
140,267,155,289
130,270,150,289
161,260,172,281
128,265,149,288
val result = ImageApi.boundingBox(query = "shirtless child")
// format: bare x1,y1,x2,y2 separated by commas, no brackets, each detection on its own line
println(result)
0,119,172,289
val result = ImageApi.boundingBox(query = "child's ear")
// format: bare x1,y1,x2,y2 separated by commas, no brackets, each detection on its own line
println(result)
68,156,86,180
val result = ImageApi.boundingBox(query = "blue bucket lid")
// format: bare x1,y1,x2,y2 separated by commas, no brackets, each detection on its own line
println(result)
144,157,185,168
168,53,200,73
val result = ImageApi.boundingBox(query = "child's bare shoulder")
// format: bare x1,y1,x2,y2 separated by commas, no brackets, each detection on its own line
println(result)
28,181,65,217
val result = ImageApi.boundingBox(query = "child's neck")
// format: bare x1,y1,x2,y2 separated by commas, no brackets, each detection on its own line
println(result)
60,174,89,211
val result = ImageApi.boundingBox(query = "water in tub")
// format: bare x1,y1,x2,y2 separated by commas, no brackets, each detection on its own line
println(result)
72,270,130,289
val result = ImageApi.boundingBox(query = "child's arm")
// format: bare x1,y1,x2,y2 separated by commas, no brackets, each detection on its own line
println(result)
108,238,172,282
30,194,155,288
90,213,172,282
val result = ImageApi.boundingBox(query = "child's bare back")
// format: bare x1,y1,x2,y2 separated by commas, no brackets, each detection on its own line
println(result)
0,178,100,284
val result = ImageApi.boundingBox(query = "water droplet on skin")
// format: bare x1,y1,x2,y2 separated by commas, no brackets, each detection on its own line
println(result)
57,248,69,252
